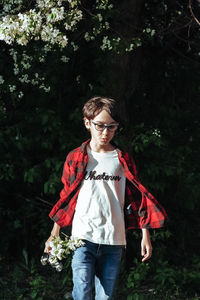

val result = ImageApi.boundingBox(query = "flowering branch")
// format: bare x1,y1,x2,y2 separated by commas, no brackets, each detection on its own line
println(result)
0,0,83,47
41,234,85,271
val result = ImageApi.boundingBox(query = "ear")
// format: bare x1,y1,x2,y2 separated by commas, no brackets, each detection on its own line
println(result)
84,118,90,130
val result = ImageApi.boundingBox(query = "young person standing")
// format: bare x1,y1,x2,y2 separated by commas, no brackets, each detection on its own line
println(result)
44,96,167,300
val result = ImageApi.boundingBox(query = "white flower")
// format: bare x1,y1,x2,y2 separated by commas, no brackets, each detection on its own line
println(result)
152,129,161,138
60,35,68,48
18,91,24,98
57,248,65,260
0,75,5,85
0,1,82,47
17,35,29,46
47,7,65,23
60,56,70,63
97,14,103,22
48,254,58,265
48,234,84,266
76,75,80,83
64,23,72,31
36,0,55,9
68,236,85,250
9,84,16,92
50,248,57,256
71,41,78,51
49,241,55,248
88,83,93,90
100,36,112,51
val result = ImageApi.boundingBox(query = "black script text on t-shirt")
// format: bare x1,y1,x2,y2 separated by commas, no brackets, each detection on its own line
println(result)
84,171,121,181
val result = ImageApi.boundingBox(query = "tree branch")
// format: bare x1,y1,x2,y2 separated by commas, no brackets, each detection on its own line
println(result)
188,0,200,25
17,194,53,208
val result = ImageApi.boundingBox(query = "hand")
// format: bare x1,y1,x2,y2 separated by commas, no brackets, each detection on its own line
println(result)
141,229,152,262
44,223,60,253
44,235,54,254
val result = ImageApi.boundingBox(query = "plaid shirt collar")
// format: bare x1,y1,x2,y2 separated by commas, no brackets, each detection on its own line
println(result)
79,138,126,158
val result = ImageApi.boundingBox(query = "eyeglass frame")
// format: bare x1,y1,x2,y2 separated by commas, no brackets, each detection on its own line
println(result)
91,121,119,132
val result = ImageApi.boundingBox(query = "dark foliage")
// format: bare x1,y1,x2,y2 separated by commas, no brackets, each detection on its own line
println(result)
0,0,200,298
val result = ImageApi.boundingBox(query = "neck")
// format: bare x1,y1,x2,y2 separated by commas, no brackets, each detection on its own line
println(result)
89,140,115,153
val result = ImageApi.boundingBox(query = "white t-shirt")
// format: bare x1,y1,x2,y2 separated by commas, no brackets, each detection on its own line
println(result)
71,147,126,245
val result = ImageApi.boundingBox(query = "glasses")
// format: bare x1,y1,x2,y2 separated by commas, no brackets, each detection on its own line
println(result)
91,121,119,132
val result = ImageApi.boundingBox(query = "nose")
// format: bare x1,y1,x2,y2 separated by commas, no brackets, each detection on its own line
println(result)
102,127,109,135
102,127,109,133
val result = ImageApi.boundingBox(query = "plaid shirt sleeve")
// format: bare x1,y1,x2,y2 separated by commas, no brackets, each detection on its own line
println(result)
49,145,87,227
48,152,74,226
121,151,168,229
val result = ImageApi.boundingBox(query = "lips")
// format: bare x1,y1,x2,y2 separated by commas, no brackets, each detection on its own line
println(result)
101,139,108,143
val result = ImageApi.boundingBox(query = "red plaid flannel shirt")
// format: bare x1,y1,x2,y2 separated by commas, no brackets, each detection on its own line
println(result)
49,139,167,229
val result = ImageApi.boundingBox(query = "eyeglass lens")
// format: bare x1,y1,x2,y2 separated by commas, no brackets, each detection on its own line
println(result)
92,121,118,131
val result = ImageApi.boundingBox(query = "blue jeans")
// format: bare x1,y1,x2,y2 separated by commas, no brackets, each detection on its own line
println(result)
72,240,124,300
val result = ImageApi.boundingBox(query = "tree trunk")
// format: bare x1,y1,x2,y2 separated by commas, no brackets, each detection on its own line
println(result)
111,0,145,123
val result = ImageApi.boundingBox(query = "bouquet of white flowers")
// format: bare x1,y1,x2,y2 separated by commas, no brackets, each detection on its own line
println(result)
41,233,85,271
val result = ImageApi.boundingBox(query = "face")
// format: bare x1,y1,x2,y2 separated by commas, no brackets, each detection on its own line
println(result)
85,110,118,148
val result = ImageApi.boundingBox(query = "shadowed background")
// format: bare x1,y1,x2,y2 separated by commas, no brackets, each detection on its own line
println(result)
0,1,200,299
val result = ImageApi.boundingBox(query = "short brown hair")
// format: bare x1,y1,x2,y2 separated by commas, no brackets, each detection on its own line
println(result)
82,96,119,122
